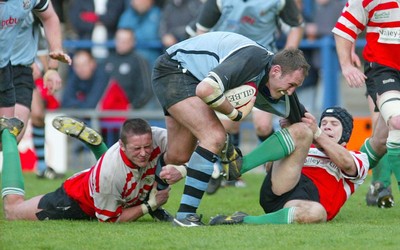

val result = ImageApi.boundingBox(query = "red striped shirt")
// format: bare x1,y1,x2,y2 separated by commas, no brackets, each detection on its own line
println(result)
332,0,400,70
63,127,168,222
302,146,369,220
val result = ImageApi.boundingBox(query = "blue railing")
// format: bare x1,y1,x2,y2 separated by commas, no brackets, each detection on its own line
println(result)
297,36,340,109
63,40,163,50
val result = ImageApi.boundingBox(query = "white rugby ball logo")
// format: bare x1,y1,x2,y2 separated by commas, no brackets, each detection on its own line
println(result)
225,82,257,108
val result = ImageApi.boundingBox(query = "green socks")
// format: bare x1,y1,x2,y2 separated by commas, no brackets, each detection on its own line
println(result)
244,207,296,224
1,130,25,198
372,154,392,188
360,138,382,169
241,128,295,174
387,147,400,190
86,142,108,160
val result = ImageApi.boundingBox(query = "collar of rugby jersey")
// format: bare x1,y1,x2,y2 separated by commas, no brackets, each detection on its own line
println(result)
119,147,162,169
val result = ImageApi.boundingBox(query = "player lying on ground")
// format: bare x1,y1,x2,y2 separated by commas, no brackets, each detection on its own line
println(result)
210,107,369,225
1,116,185,222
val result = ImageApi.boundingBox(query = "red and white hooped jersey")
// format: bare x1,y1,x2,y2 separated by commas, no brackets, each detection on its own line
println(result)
63,127,168,222
332,0,400,70
301,145,369,221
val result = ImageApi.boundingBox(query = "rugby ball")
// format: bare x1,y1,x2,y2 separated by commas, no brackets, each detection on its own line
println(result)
225,82,257,108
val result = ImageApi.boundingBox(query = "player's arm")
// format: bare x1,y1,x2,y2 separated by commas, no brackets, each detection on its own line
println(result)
196,76,244,121
285,26,303,49
117,205,148,222
332,0,367,88
301,112,357,176
118,188,170,222
196,47,264,121
196,73,256,122
34,1,71,65
32,16,64,94
334,34,366,88
316,133,357,176
334,34,354,70
279,0,304,49
196,0,222,34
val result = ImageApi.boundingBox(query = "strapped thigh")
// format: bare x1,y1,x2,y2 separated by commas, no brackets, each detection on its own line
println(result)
378,91,400,125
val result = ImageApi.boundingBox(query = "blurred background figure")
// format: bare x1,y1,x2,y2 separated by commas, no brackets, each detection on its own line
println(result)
103,28,153,111
101,28,154,146
118,0,162,68
61,50,109,109
159,0,204,49
68,0,126,60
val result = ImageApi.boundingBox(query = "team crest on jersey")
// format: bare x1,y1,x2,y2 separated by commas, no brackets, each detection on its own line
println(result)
144,176,155,185
373,11,390,20
23,0,32,10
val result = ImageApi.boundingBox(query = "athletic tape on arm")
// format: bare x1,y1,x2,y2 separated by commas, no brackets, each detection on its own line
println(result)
201,77,226,108
165,164,187,178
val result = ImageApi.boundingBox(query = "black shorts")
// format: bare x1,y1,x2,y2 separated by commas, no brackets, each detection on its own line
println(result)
0,61,15,107
36,185,93,221
152,54,199,114
13,65,34,109
259,170,320,213
364,62,400,112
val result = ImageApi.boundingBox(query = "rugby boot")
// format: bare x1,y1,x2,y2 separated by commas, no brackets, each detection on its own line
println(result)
52,116,102,145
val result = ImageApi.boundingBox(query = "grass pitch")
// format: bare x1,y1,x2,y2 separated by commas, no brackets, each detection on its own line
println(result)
1,172,400,250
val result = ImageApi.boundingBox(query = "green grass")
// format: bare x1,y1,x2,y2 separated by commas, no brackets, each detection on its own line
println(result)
1,172,400,250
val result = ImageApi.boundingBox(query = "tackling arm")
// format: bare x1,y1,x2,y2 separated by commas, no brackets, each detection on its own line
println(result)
117,205,147,222
118,188,170,222
314,132,357,176
301,112,357,176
